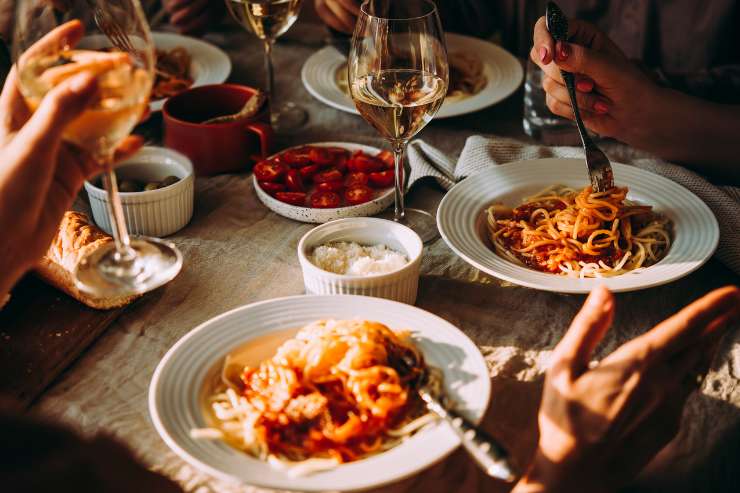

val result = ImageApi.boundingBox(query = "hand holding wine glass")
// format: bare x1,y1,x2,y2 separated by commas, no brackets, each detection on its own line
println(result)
349,0,449,242
13,0,182,299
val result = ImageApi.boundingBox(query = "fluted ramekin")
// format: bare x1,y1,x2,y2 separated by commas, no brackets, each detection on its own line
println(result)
85,147,194,237
297,218,423,305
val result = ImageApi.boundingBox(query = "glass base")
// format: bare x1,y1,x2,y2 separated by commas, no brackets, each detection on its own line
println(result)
271,102,308,133
380,208,439,244
74,237,183,299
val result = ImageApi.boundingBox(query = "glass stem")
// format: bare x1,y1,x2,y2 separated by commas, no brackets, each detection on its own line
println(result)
263,38,276,123
101,166,136,263
392,141,407,221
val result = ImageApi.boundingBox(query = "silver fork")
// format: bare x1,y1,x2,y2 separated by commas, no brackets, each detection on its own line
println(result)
85,0,135,53
546,1,614,192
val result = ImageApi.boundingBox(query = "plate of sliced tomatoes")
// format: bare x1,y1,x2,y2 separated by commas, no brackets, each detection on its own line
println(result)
252,142,396,223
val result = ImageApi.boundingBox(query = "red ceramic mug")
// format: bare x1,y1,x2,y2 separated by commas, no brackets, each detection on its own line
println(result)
163,84,274,176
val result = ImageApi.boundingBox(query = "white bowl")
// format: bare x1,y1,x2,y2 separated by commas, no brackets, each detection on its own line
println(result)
297,218,423,304
85,147,195,237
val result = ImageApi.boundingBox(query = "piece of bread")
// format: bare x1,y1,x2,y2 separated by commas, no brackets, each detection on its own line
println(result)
35,211,139,310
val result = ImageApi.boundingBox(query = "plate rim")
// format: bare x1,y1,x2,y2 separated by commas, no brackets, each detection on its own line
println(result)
301,32,523,119
148,294,491,492
149,32,232,112
437,158,720,293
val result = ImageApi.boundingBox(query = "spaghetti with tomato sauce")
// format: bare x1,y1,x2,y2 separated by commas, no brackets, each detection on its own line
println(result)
191,320,440,476
486,185,672,278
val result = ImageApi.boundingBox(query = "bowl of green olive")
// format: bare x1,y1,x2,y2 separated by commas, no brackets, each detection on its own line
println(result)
85,147,194,237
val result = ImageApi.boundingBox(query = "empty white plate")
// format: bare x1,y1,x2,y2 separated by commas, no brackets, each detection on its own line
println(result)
302,33,523,119
149,295,490,492
437,158,719,293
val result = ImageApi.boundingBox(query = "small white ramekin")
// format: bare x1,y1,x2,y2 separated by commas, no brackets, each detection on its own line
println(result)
85,147,194,237
297,218,423,305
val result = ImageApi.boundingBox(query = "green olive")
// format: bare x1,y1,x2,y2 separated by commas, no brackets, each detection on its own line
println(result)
160,175,180,188
119,180,141,193
144,182,160,192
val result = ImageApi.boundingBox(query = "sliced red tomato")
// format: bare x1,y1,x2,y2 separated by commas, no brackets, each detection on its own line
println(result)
311,191,341,209
275,192,307,206
258,181,285,195
285,169,305,192
253,160,286,182
347,151,386,173
316,180,344,193
368,169,395,188
344,185,374,205
281,147,312,167
313,168,344,184
298,164,320,180
376,150,395,168
345,171,369,187
308,146,333,166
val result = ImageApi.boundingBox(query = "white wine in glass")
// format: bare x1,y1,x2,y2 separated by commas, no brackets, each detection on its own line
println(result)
226,0,306,132
13,0,182,299
349,0,449,243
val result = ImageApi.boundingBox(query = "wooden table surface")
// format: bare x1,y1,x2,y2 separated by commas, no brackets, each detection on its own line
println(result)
19,20,740,493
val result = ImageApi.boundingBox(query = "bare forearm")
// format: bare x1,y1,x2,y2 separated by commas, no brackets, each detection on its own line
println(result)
631,88,740,184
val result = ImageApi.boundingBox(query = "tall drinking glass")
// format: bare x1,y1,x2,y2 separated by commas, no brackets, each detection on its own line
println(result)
226,0,307,132
349,0,449,243
13,0,182,298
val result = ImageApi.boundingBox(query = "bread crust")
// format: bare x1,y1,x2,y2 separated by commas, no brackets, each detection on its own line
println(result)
35,211,138,310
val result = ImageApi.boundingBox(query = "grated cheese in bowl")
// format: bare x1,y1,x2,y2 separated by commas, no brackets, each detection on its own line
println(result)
310,242,408,276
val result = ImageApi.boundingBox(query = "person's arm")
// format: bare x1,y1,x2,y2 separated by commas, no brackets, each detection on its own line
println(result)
530,17,740,184
162,0,224,35
511,285,740,492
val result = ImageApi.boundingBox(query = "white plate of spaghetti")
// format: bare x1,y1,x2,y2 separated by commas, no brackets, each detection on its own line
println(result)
302,33,523,119
149,295,490,492
437,158,719,293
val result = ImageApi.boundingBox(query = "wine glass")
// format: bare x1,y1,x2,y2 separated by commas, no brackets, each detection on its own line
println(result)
13,0,182,298
226,0,307,132
349,0,449,243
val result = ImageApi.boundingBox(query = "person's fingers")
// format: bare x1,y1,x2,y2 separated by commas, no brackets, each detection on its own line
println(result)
532,16,555,65
315,1,353,34
0,68,32,138
553,285,615,377
324,0,357,33
545,93,599,121
13,72,98,154
635,286,740,363
336,0,361,15
19,20,84,67
113,135,144,164
542,75,611,114
552,40,625,90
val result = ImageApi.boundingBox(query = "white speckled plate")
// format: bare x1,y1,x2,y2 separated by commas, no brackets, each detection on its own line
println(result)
437,158,719,293
150,32,231,112
254,142,395,223
149,295,490,492
301,33,523,119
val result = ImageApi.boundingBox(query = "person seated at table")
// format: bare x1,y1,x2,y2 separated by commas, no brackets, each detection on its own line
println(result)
1,21,738,493
530,16,740,184
314,0,740,105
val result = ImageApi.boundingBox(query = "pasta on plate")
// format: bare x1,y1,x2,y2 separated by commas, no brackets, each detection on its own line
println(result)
486,185,672,278
192,319,441,476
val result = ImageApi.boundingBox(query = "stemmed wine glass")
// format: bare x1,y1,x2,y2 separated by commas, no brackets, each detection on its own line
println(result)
13,0,182,298
226,0,307,132
349,0,449,243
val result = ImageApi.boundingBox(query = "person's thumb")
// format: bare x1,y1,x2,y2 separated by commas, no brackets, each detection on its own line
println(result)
554,284,615,377
15,72,98,152
555,41,624,89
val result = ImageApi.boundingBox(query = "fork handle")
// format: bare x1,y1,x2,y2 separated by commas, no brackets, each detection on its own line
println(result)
560,70,596,151
421,392,517,482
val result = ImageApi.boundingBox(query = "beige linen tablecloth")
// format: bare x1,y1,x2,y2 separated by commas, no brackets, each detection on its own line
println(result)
31,21,740,493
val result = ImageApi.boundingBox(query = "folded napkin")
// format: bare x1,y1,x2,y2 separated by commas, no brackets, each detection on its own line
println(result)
407,135,740,276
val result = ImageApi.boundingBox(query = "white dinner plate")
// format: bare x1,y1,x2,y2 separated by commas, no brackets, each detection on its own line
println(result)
301,33,523,119
437,158,719,293
254,142,395,223
149,295,490,492
150,32,232,112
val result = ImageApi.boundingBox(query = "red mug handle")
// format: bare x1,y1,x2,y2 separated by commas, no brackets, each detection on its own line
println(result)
244,121,274,160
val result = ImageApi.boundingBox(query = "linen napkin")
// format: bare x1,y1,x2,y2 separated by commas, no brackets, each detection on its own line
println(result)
406,135,740,276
